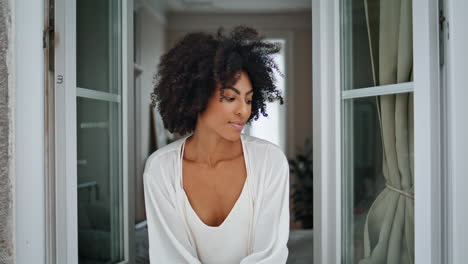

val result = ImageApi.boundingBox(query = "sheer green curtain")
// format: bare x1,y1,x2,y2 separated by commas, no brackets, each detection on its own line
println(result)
360,0,414,263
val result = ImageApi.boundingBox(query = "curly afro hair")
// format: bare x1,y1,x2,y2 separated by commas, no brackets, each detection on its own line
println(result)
151,25,284,136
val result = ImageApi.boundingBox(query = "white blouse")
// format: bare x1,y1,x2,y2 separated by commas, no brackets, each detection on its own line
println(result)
143,133,290,263
181,134,251,264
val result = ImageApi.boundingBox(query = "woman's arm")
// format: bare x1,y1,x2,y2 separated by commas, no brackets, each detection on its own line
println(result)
240,145,290,264
143,156,201,264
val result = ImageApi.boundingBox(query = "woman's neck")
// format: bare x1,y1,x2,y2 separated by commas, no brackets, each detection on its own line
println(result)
183,130,242,169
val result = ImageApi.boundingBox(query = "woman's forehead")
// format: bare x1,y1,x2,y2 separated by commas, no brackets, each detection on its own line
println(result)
216,72,253,94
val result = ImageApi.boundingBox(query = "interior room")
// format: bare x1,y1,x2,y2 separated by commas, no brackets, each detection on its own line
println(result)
129,0,313,263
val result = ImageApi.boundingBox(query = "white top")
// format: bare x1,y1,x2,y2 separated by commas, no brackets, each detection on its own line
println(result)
181,134,251,264
143,133,290,264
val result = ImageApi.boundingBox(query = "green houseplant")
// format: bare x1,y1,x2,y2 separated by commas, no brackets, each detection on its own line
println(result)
288,138,313,229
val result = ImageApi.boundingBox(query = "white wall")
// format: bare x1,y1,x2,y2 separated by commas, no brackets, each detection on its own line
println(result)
166,11,312,159
134,5,167,223
14,0,45,263
446,0,468,263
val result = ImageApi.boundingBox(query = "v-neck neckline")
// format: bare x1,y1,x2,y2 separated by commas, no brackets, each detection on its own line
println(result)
179,133,249,229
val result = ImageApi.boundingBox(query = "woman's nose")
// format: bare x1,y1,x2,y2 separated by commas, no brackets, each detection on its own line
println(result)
236,101,250,116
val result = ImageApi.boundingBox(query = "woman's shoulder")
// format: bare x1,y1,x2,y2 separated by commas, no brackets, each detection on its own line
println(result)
242,134,289,192
143,136,186,181
242,133,287,162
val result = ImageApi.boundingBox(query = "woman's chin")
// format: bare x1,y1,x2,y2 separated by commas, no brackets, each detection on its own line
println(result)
223,131,241,142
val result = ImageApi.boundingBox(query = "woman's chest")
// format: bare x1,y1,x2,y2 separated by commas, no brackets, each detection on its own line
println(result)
182,157,247,227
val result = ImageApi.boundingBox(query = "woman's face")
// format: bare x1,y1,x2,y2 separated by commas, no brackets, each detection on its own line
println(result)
197,71,253,141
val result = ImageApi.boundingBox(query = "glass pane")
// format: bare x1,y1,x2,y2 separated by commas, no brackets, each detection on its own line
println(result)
77,0,121,94
77,97,123,263
76,0,123,262
341,0,413,90
342,93,414,263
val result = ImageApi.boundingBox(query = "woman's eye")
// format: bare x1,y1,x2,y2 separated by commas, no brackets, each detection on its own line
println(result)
224,96,252,104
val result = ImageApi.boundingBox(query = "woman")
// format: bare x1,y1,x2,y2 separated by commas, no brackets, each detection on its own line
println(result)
143,25,290,263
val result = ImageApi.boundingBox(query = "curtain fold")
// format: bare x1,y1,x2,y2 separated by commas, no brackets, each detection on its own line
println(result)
360,0,414,263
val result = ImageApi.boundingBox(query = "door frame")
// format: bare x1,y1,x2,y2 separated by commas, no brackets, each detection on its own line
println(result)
444,0,468,262
311,0,443,263
53,0,78,262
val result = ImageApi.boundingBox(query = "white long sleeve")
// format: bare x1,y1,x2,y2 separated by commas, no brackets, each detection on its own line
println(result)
143,155,201,264
240,144,290,263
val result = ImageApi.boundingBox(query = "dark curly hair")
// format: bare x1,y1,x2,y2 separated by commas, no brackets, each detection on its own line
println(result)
151,25,284,135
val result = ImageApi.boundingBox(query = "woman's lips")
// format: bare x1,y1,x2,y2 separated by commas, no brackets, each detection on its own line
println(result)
229,122,244,130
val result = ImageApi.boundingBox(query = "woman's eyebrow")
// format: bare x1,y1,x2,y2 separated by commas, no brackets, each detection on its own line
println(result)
225,86,254,95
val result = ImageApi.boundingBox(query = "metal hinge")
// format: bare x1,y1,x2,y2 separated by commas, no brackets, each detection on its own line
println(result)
44,0,55,71
43,25,54,49
439,6,448,66
439,11,446,30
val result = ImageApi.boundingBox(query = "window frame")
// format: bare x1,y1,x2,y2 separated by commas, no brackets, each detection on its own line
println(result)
245,36,290,156
262,30,295,158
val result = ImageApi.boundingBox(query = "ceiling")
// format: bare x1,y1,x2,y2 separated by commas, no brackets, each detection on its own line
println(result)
163,0,311,13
